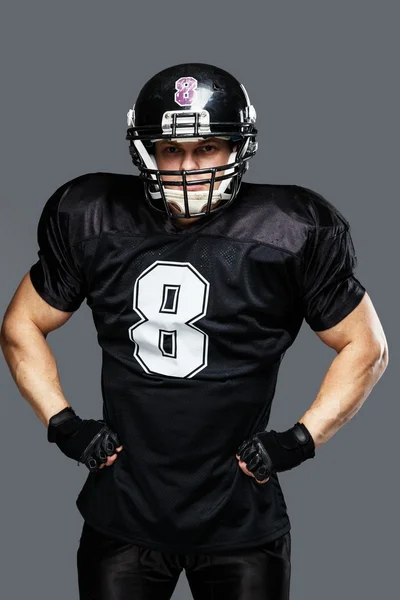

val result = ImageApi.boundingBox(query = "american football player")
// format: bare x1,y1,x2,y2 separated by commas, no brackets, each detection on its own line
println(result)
0,63,388,600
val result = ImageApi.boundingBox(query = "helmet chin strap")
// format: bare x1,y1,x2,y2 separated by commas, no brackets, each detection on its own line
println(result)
162,188,222,214
133,138,240,215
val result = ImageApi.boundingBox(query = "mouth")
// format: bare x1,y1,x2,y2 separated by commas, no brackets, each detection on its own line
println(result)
166,185,209,192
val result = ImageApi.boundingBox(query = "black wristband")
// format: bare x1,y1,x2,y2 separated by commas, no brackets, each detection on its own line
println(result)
47,406,122,471
236,422,316,480
47,406,82,443
256,422,315,473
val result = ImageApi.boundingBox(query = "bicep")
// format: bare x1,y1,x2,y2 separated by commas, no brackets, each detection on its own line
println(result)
314,292,387,355
2,272,74,336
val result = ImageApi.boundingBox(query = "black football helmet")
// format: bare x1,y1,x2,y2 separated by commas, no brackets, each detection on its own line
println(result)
126,63,258,218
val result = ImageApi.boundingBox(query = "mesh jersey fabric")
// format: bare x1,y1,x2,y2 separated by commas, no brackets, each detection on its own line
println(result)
29,172,366,554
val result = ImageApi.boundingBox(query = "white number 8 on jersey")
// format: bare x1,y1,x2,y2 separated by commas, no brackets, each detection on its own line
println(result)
129,261,210,378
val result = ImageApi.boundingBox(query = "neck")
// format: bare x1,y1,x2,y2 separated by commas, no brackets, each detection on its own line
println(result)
172,216,202,228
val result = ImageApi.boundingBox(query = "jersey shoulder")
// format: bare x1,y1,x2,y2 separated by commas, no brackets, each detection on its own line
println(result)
240,181,351,232
289,183,351,231
38,171,142,246
216,181,352,258
48,171,140,215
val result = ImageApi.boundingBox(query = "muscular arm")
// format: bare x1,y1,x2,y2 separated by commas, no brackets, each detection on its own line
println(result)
298,292,389,449
0,273,74,427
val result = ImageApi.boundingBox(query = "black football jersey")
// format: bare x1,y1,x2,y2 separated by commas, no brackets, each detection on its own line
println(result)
29,172,366,554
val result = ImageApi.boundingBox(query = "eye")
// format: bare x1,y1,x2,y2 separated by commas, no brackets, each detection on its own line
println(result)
199,145,217,152
164,146,180,154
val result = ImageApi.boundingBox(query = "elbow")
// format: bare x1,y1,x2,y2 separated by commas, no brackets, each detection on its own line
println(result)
380,341,389,370
348,335,389,378
0,324,9,348
0,318,16,344
0,322,15,353
0,325,13,358
0,318,43,349
367,338,389,378
372,334,389,368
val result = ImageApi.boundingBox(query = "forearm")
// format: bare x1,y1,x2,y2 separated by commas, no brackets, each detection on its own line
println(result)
0,321,70,428
298,341,387,449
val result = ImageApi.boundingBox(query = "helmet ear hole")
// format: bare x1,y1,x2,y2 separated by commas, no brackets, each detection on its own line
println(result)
143,140,154,152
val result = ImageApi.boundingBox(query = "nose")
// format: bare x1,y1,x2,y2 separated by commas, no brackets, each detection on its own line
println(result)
179,150,199,173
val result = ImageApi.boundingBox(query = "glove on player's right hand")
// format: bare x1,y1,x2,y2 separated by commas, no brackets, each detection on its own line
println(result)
47,406,121,472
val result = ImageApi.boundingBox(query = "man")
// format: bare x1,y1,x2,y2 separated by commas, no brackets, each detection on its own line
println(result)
0,63,388,599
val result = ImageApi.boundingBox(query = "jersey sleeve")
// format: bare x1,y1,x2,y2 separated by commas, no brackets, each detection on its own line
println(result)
29,182,87,312
302,224,366,331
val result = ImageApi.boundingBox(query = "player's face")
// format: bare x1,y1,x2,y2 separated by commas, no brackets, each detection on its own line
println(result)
154,138,232,191
153,138,234,227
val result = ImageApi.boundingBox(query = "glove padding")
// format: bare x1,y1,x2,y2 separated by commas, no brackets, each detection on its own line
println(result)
236,422,315,482
47,407,121,472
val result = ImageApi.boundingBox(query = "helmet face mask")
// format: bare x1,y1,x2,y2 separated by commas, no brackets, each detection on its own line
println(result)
126,63,258,219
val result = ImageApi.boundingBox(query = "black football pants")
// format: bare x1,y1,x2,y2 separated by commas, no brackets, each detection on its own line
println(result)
77,521,291,599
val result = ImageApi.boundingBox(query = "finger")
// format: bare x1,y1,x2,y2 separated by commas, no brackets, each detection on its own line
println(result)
116,446,123,452
238,459,270,483
238,460,252,476
236,454,251,475
102,437,119,457
99,454,117,469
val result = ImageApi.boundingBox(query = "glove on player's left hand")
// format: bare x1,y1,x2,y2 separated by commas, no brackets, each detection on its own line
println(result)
236,422,316,483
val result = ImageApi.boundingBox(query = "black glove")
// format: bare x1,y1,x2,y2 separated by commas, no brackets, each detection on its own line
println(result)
47,406,121,472
236,422,315,482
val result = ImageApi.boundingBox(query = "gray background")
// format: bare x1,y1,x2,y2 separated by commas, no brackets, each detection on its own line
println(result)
0,1,398,598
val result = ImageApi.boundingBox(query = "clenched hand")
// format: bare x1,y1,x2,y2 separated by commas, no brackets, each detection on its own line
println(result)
236,453,270,484
99,445,124,469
